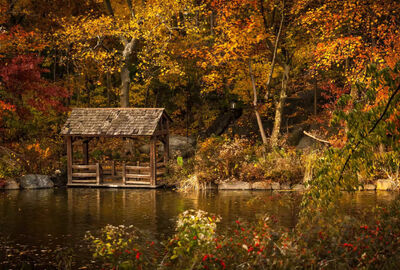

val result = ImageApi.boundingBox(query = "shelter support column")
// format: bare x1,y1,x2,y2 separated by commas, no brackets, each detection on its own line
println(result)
150,137,157,186
67,136,73,185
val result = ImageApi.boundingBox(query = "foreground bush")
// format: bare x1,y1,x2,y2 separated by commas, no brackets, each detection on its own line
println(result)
87,200,400,269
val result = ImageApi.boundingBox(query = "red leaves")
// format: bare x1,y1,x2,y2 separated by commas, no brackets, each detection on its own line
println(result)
0,55,69,118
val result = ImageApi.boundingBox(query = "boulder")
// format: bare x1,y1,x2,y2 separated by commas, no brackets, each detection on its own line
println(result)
139,135,195,158
3,179,20,190
280,183,291,190
296,136,317,150
218,181,251,190
270,182,280,190
292,184,306,191
168,135,195,158
364,184,376,191
19,174,54,189
376,179,394,191
252,181,272,190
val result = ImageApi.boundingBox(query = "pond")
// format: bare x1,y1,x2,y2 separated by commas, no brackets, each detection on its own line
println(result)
0,188,398,267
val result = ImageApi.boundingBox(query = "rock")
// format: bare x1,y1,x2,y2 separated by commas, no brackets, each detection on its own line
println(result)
364,184,376,191
296,136,318,150
168,135,195,158
252,181,272,190
3,179,20,190
139,135,195,158
280,183,291,190
270,182,280,190
218,181,251,190
376,179,393,191
292,184,306,191
19,174,54,189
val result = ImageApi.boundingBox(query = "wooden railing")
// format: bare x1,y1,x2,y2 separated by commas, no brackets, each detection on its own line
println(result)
69,161,166,186
122,163,151,185
71,163,102,184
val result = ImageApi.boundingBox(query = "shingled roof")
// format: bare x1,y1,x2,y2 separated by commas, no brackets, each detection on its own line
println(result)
60,108,170,136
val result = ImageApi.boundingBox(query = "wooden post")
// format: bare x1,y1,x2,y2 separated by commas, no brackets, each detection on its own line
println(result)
122,162,126,185
111,160,115,177
150,137,157,186
67,136,73,185
96,162,101,185
83,139,89,165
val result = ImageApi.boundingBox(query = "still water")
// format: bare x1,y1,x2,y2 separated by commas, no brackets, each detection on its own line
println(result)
0,188,397,248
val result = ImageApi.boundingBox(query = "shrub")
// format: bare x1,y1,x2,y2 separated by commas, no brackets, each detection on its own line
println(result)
195,136,258,183
163,210,221,269
260,149,305,184
85,225,157,269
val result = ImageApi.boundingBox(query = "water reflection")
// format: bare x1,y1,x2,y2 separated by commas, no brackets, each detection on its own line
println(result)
0,188,397,247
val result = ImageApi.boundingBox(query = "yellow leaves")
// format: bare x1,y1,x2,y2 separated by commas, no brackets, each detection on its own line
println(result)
26,143,51,159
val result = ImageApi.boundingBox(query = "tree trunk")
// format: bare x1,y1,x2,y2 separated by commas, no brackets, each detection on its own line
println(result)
120,38,136,108
249,59,268,144
270,63,290,147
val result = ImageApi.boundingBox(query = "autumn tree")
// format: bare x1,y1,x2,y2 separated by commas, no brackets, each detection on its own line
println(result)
56,0,206,108
197,0,308,146
295,0,400,139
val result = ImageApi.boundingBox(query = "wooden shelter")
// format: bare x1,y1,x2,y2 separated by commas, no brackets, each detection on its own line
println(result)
61,108,171,188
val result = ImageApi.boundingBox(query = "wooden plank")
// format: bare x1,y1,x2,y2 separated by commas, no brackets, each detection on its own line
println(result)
72,172,97,177
72,164,97,169
72,179,97,183
125,174,150,179
126,166,150,171
125,181,151,185
67,136,73,185
156,171,165,176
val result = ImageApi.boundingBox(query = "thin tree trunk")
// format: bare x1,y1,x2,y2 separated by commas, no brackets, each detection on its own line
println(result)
270,63,290,147
104,0,135,108
249,59,268,144
263,0,284,100
120,38,136,108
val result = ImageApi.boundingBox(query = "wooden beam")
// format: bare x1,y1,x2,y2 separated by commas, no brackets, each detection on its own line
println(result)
72,172,97,177
149,137,157,186
72,164,97,169
71,179,97,183
67,136,73,185
126,174,151,179
125,181,151,185
125,165,150,171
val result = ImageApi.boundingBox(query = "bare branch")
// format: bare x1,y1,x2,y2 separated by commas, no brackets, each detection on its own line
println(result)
303,131,331,144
